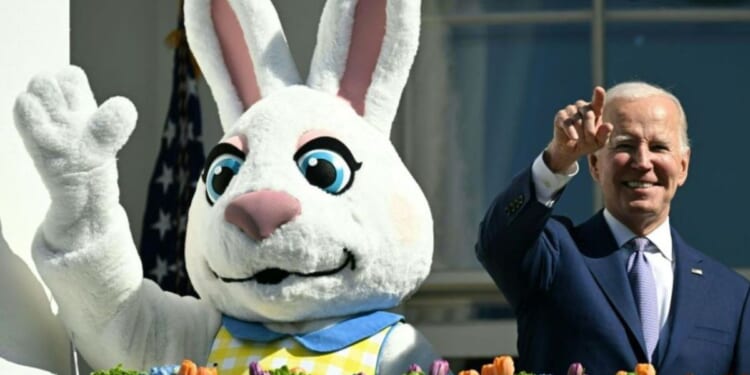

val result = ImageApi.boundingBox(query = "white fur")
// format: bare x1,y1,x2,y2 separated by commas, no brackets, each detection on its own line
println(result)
15,0,444,373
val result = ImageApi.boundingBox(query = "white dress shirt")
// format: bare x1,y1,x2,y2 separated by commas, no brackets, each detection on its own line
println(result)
530,152,675,330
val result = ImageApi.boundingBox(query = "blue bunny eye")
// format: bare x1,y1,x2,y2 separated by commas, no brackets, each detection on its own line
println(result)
202,143,246,205
297,150,351,194
294,137,362,195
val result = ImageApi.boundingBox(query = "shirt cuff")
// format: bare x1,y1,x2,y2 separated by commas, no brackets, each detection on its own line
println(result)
531,151,579,207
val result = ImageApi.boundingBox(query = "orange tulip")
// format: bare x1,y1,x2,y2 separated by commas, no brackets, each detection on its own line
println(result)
635,363,656,375
481,364,497,375
615,371,628,375
493,356,515,375
458,370,480,375
178,359,198,375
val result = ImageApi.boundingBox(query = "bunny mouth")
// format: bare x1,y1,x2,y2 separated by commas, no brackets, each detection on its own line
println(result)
209,249,356,285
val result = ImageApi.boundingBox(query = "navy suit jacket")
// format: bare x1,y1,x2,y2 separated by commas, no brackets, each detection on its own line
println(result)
476,166,750,375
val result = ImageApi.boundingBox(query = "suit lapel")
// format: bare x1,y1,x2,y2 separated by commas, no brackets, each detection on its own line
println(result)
578,212,648,358
659,229,708,369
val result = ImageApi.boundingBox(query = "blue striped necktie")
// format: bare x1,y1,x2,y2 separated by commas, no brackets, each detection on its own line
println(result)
628,237,659,362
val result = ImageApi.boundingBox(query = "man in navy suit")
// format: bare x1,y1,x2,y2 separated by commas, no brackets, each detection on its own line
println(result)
476,82,750,374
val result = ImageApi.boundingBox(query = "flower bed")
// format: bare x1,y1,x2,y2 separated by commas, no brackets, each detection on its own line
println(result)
93,357,657,375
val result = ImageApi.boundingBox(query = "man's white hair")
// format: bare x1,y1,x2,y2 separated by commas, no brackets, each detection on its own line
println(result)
604,81,690,152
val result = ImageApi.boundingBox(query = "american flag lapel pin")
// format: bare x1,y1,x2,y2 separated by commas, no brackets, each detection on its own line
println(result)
691,268,703,276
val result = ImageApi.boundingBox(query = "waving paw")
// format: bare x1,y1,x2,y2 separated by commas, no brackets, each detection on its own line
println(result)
13,65,137,184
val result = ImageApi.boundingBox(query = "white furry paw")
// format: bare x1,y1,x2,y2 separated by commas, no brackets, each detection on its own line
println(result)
13,66,137,182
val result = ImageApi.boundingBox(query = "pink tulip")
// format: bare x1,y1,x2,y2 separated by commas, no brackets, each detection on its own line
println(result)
567,363,584,375
430,359,451,375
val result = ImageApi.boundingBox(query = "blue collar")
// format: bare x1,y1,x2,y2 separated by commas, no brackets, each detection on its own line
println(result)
222,311,404,353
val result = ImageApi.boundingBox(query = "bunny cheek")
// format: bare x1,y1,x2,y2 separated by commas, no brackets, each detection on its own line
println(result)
389,193,420,246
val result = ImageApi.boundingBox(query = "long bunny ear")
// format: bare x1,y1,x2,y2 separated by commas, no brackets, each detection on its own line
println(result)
307,0,421,135
185,0,302,130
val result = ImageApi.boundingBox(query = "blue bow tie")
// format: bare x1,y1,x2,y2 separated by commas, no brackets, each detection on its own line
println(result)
222,311,404,353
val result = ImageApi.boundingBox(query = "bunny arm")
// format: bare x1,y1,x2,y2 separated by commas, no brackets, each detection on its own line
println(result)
14,66,220,371
379,324,454,375
31,224,221,371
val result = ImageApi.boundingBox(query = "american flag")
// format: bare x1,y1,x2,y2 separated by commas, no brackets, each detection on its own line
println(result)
139,8,204,296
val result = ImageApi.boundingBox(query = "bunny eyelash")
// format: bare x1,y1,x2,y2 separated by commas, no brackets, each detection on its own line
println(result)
294,136,363,195
294,137,361,171
203,143,246,181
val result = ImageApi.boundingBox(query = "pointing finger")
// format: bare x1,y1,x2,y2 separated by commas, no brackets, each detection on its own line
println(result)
590,86,606,117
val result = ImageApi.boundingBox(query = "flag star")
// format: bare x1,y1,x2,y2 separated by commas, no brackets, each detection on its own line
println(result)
179,128,189,147
179,125,191,147
187,122,202,143
152,210,172,240
163,120,176,147
187,77,198,96
169,259,187,280
177,168,190,191
192,132,202,144
150,256,169,284
178,214,188,234
168,258,182,272
155,164,174,194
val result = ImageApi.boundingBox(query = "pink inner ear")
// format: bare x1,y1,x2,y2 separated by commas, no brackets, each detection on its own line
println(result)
212,0,261,109
296,129,338,149
337,0,387,116
224,135,249,154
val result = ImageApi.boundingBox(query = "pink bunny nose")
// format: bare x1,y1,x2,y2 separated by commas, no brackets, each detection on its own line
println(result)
224,190,301,241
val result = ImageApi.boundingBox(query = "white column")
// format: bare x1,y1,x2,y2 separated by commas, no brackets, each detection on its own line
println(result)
0,1,73,374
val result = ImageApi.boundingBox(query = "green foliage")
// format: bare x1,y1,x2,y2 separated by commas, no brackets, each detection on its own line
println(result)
90,364,145,375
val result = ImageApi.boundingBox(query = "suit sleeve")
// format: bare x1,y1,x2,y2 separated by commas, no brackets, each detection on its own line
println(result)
475,165,569,309
731,285,750,374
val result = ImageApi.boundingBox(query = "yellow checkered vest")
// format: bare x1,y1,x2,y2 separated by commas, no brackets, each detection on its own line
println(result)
207,322,397,375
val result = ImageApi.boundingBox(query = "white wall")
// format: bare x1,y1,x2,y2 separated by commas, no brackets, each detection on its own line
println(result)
0,1,73,374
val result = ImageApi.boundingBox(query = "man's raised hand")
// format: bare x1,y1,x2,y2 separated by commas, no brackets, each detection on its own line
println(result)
545,86,613,173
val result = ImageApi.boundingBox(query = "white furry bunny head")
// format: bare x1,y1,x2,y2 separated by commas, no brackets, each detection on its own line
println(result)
183,0,432,323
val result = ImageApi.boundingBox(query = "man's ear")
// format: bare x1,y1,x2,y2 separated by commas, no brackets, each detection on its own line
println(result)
588,153,600,183
678,148,691,186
